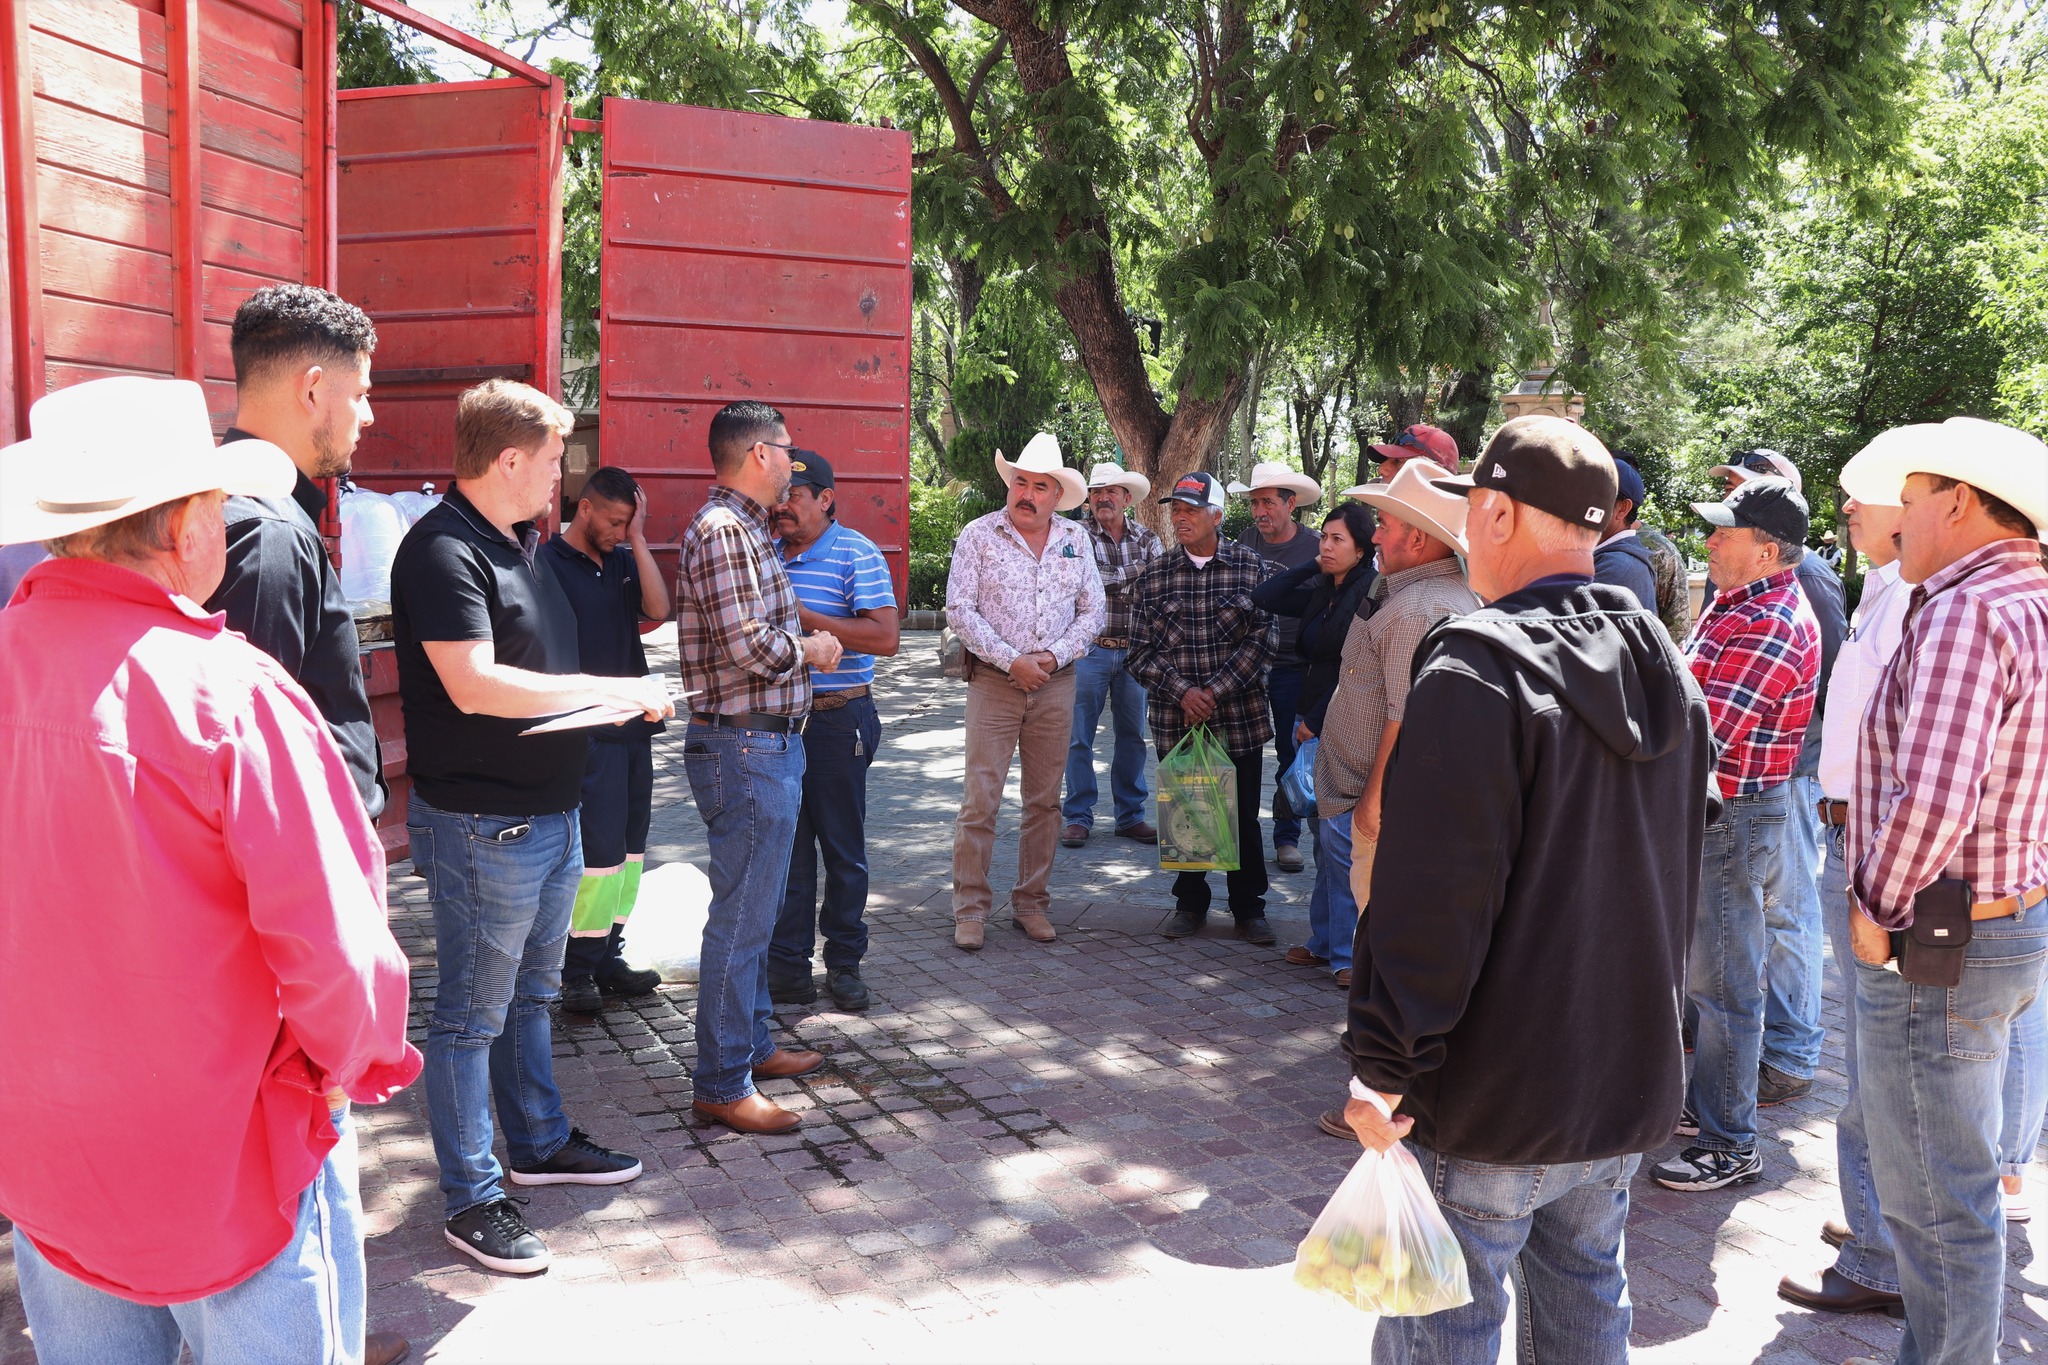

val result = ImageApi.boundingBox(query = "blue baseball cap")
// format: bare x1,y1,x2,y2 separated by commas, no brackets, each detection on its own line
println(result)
1612,457,1645,510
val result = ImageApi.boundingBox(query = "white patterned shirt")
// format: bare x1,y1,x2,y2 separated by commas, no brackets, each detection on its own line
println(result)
945,510,1106,670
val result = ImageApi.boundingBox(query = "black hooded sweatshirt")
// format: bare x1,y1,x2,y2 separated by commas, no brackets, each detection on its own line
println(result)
1343,577,1718,1166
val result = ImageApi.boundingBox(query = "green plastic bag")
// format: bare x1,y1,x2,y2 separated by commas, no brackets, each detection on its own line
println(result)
1156,724,1239,872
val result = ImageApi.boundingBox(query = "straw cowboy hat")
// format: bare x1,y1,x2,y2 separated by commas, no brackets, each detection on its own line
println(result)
994,432,1088,512
1227,461,1323,504
0,377,294,545
1840,418,2047,529
1084,462,1150,500
1341,459,1470,554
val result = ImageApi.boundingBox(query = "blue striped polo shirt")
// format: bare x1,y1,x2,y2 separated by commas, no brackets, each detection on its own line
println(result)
777,519,896,691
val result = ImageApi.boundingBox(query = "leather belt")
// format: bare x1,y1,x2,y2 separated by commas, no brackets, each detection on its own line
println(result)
811,685,870,712
1095,636,1129,649
690,710,808,735
1818,799,1849,828
1974,883,2048,922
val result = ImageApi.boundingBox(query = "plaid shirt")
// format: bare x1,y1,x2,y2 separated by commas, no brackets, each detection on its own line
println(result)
1084,514,1163,641
1851,539,2048,929
1683,566,1819,797
675,486,810,718
1125,539,1276,757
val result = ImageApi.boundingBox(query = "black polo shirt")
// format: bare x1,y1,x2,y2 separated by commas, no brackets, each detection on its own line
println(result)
391,487,588,815
542,533,665,744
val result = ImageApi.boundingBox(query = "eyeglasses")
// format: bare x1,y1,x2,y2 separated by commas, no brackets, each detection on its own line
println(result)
757,441,818,461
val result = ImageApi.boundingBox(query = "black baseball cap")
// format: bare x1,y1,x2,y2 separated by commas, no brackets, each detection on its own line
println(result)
1160,471,1226,510
1431,415,1618,531
1691,476,1810,544
787,449,831,491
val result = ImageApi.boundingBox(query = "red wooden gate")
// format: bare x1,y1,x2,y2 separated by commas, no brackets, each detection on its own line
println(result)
597,97,913,599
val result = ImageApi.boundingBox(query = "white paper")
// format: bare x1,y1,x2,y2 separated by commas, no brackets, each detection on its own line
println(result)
518,689,694,736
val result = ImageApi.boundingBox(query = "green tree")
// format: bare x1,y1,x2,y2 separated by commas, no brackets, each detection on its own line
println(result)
335,1,440,89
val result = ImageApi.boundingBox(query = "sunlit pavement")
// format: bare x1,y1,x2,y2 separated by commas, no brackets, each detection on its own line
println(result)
3,629,2041,1363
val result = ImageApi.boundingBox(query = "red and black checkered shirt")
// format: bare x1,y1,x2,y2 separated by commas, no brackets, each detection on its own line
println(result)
1683,566,1819,798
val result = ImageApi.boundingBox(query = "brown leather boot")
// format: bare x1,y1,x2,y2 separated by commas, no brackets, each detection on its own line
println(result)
1011,911,1056,942
366,1332,411,1365
692,1093,801,1134
752,1048,825,1080
955,919,986,951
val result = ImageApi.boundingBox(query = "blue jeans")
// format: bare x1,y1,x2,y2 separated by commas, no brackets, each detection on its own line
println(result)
16,1108,365,1364
2002,965,2047,1177
1687,783,1796,1152
1062,645,1150,831
1763,771,1827,1078
772,697,878,975
1372,1142,1638,1365
409,793,578,1219
1265,665,1304,849
1821,823,1901,1293
1305,812,1356,974
1858,903,2048,1365
684,722,805,1104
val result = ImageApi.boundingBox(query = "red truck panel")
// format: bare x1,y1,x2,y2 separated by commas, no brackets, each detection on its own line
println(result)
598,97,913,601
337,77,565,495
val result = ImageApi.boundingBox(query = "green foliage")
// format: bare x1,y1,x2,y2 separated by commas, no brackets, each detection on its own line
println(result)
335,1,439,90
906,478,995,610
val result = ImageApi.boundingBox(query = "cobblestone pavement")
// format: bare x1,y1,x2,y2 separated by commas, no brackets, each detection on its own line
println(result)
4,630,2043,1363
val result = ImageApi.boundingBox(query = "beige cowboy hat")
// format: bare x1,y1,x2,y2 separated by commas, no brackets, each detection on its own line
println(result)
0,377,294,545
1840,418,2046,529
1227,460,1323,505
1084,462,1150,500
1342,459,1470,554
994,432,1088,512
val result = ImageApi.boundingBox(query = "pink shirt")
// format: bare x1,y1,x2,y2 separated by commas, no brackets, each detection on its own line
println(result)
0,559,421,1303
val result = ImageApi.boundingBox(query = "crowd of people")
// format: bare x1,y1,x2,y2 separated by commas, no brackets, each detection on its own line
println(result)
0,279,2043,1365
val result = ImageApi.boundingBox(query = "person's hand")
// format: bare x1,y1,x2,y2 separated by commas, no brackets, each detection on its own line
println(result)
1849,900,1893,966
1009,651,1052,692
628,487,650,544
1344,1091,1412,1153
1353,791,1382,844
1294,719,1314,744
802,630,844,671
1181,686,1216,723
601,674,674,722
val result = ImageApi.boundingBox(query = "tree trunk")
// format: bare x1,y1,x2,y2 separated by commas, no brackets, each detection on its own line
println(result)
1434,367,1494,466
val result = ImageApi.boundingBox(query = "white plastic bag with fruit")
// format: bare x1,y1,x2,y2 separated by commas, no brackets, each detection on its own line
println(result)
1294,1091,1472,1317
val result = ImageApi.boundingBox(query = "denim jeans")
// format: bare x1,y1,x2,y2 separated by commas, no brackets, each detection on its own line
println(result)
1305,812,1356,975
1763,771,1827,1079
1371,1142,1638,1365
2002,966,2047,1177
1265,665,1304,849
16,1108,365,1364
1820,823,1901,1294
1061,645,1150,831
684,722,805,1104
1687,782,1795,1153
410,793,578,1219
771,696,878,976
1858,903,2048,1365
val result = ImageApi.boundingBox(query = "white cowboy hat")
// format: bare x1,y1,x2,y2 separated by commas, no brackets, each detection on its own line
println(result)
0,377,294,545
1839,417,2048,530
1226,461,1323,504
1341,459,1470,554
1084,462,1150,500
994,432,1088,512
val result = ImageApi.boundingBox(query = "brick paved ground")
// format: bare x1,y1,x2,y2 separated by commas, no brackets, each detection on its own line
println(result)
3,629,2043,1363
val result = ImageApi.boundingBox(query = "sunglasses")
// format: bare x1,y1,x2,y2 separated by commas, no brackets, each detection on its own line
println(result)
1732,451,1780,474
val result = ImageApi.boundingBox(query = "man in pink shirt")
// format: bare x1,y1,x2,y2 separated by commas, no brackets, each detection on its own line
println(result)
0,378,422,1365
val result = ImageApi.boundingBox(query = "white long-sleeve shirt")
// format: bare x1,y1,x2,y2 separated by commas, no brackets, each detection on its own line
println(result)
1817,560,1910,800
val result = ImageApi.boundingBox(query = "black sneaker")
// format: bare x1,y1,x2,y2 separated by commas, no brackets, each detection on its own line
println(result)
506,1129,642,1187
1675,1104,1700,1138
767,972,818,1005
1162,909,1205,938
445,1197,550,1274
1758,1063,1813,1106
1237,916,1276,946
1651,1144,1762,1192
825,967,870,1012
559,976,603,1015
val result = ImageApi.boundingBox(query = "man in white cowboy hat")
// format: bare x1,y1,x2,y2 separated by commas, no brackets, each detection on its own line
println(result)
1061,462,1164,849
945,433,1107,950
1823,417,2048,1364
1230,460,1324,872
0,377,421,1364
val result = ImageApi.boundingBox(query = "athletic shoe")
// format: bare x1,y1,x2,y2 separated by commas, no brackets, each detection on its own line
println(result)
1675,1104,1700,1138
1651,1144,1762,1192
506,1129,642,1186
445,1197,551,1274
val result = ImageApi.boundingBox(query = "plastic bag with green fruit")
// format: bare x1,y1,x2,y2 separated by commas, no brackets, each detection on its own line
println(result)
1154,723,1239,872
1293,1093,1472,1317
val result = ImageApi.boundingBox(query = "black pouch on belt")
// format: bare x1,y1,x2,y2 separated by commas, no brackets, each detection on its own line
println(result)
1893,877,1974,988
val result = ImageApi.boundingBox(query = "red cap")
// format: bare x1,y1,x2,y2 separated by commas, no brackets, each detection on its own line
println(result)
1369,424,1460,474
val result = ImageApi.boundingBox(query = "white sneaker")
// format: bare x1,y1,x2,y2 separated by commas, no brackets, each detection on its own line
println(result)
2004,1182,2032,1224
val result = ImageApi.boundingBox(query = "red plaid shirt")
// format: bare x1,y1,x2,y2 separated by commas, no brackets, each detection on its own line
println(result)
1684,566,1820,798
1850,539,2048,929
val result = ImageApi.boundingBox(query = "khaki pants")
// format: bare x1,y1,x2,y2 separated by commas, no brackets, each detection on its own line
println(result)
1349,834,1377,912
952,664,1077,923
